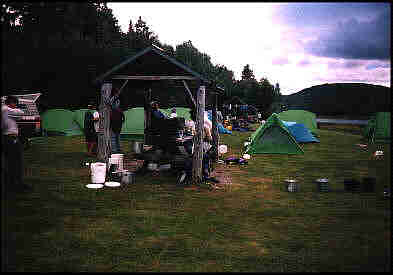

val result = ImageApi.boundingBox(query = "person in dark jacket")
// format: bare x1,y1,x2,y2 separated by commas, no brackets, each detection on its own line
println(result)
84,102,99,156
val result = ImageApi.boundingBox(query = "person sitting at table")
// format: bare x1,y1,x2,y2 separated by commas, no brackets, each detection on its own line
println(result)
177,109,219,185
169,107,177,118
151,101,169,120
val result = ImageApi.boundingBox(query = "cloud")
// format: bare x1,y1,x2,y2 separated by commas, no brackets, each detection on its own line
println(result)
327,60,364,69
366,62,391,70
272,56,289,66
297,59,311,67
305,10,390,60
275,3,390,60
274,3,388,28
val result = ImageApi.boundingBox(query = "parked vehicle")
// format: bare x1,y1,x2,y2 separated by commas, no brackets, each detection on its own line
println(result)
1,92,42,148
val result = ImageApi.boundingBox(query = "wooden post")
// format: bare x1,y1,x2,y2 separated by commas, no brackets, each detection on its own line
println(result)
182,80,196,108
144,88,152,145
97,83,112,166
212,92,219,161
191,85,205,185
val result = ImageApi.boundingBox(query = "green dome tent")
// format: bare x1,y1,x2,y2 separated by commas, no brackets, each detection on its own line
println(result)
122,107,145,135
362,112,391,143
41,109,84,136
245,113,304,155
277,110,318,133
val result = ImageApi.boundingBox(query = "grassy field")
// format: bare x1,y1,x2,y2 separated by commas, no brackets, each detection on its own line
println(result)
2,126,390,272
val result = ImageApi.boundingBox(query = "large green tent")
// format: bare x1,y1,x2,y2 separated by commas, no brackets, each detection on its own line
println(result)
362,112,391,143
41,109,84,136
277,109,318,133
245,113,304,155
121,107,145,135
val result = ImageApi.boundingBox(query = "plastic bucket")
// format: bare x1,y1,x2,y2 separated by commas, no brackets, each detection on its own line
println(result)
218,144,228,154
90,162,107,183
111,154,124,171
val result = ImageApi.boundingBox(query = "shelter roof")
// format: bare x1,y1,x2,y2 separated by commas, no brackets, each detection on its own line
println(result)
94,44,224,93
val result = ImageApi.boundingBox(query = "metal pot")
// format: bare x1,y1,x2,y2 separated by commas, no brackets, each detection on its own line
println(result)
121,170,135,185
133,141,144,154
285,179,298,192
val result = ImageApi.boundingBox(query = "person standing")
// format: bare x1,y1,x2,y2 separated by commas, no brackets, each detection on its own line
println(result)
107,88,124,154
1,95,31,192
84,102,99,156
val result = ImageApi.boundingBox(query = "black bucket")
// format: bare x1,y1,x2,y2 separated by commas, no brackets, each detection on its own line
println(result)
315,178,329,192
362,177,376,192
343,178,360,192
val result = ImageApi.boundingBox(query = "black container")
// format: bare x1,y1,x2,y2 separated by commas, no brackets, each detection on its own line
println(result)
315,178,329,192
344,179,360,192
362,177,376,192
110,171,121,182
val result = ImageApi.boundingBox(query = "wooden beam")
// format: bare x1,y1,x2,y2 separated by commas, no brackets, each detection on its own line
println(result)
182,80,196,108
111,75,197,80
144,88,152,145
192,85,205,185
97,83,112,167
117,79,129,95
211,93,219,161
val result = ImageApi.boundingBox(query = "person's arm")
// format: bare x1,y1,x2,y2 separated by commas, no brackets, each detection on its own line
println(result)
6,106,24,115
204,124,213,142
93,111,99,121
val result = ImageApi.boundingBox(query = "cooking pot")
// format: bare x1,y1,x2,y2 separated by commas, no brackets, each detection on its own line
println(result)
121,170,135,185
133,141,144,154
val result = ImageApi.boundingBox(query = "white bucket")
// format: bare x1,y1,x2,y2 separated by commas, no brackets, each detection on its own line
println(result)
111,154,124,171
90,162,107,183
218,144,228,154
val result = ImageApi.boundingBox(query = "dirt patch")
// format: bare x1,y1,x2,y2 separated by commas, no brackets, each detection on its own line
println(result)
248,177,273,183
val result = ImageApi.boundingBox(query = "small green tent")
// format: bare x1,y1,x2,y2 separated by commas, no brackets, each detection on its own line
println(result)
245,113,304,155
362,112,391,143
41,109,84,136
277,109,318,133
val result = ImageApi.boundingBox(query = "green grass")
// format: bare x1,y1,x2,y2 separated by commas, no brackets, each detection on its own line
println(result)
2,128,390,272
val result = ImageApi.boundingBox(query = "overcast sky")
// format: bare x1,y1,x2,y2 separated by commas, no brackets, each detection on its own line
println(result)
108,2,390,95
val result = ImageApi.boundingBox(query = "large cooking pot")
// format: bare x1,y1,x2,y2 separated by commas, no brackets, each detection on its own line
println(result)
132,141,144,154
121,170,135,185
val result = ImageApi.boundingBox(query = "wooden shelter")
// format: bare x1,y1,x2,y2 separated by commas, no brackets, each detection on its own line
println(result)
93,44,224,184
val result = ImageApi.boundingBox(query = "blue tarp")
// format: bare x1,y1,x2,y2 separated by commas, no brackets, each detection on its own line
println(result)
207,110,232,134
282,121,320,143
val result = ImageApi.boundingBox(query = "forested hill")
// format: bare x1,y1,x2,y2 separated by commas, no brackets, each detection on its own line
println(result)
281,83,391,116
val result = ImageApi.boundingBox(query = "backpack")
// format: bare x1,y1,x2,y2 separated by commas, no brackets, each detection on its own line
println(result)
84,111,95,134
110,107,125,134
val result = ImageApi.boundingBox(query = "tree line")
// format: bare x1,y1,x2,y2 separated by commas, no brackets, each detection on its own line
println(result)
2,2,280,116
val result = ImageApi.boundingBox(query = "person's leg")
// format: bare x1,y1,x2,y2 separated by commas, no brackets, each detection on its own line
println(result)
116,134,121,153
110,132,117,154
14,137,25,187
